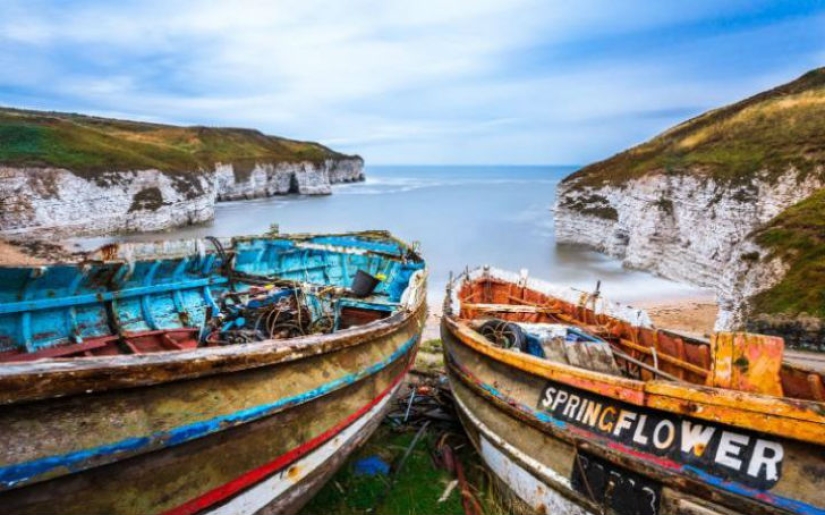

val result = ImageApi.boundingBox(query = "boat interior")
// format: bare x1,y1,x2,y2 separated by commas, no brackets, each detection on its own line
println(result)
0,232,425,362
453,271,825,402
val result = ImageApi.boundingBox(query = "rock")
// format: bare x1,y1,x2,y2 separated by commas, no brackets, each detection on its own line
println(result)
0,167,216,238
214,158,364,200
0,158,364,238
745,313,825,353
554,167,824,334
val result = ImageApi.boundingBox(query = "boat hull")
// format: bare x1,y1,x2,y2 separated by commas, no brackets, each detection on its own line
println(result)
0,302,426,515
442,317,825,515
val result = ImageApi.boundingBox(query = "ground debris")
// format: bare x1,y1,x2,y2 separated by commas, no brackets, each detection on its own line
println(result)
300,372,506,515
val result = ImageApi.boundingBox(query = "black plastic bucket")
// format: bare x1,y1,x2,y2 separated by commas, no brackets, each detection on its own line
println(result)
351,270,381,298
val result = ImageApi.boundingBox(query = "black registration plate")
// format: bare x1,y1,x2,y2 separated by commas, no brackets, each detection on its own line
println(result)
571,451,661,515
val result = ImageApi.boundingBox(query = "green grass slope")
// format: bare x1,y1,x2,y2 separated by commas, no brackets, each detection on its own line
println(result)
752,189,825,318
0,107,358,177
563,68,825,188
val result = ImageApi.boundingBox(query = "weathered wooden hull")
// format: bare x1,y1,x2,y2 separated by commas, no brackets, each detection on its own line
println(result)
0,295,426,514
442,275,825,515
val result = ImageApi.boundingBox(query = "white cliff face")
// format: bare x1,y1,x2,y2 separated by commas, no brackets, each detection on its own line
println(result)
0,167,216,238
717,239,825,349
714,240,787,331
214,158,364,200
0,158,364,238
327,158,366,184
554,168,824,328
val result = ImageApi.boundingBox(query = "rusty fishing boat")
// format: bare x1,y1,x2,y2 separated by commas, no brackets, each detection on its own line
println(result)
0,231,427,515
442,266,825,515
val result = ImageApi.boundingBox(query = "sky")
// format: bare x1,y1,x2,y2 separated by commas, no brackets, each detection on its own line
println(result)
0,1,824,165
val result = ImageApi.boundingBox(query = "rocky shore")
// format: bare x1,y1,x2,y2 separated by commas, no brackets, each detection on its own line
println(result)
0,158,363,239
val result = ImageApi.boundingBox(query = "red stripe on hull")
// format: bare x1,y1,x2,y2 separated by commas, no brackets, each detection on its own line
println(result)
163,360,411,515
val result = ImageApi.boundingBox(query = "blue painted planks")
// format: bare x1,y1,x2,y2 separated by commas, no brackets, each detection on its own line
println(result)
0,258,226,351
0,233,422,354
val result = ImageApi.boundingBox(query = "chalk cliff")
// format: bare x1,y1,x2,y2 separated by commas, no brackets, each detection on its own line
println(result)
554,68,825,348
214,158,364,200
0,167,215,237
0,158,364,238
555,169,823,287
0,107,364,237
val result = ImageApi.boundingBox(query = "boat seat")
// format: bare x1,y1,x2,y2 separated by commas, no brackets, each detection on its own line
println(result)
334,297,397,330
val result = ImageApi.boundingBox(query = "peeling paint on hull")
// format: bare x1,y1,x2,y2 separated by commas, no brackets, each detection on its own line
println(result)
0,231,428,515
206,382,400,515
454,392,593,515
0,310,424,514
442,269,825,515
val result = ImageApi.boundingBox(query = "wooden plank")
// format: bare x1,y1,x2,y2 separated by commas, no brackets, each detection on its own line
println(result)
0,308,421,405
462,303,561,314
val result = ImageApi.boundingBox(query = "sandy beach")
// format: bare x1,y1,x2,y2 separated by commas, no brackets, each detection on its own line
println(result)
632,295,718,339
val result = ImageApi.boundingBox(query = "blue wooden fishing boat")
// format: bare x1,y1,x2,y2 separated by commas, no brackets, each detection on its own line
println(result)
0,231,427,515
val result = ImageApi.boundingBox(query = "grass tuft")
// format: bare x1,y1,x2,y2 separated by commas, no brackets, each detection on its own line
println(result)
751,189,825,318
300,425,502,515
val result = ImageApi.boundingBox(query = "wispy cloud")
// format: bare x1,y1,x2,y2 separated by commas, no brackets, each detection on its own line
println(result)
0,1,823,164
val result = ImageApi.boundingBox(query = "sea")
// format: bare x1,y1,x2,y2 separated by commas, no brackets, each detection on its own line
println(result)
76,165,707,305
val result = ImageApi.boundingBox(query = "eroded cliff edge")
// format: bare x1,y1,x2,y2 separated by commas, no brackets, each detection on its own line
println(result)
0,108,364,238
554,68,825,349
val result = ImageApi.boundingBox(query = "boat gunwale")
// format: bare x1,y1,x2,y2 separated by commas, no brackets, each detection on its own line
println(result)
447,266,825,381
442,313,825,445
0,288,426,405
444,351,799,515
0,230,420,267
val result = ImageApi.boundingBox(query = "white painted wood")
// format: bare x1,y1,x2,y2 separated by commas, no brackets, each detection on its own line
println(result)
207,383,400,515
454,391,594,515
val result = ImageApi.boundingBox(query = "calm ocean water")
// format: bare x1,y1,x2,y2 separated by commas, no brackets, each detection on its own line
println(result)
78,165,705,304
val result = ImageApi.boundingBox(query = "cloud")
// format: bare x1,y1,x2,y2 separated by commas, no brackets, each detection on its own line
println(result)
0,1,823,163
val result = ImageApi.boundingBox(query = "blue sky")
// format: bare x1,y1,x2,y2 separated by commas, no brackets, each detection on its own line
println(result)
1,1,823,165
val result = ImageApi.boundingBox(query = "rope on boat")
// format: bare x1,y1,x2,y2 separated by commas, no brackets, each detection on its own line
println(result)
573,449,603,515
651,346,660,373
205,236,236,291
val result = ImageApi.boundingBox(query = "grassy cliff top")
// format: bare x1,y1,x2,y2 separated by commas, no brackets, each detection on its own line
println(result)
0,107,360,176
751,189,825,318
564,68,825,188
